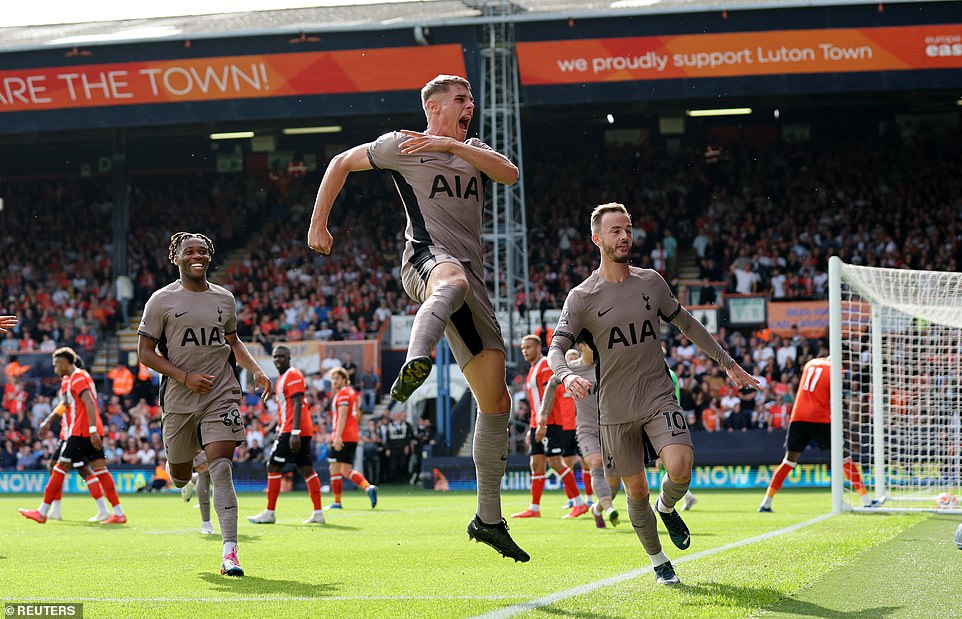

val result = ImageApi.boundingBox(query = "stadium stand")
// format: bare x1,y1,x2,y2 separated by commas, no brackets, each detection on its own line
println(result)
2,122,961,469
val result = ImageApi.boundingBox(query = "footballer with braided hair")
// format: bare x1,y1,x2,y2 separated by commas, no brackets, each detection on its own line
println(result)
168,231,215,264
138,232,272,577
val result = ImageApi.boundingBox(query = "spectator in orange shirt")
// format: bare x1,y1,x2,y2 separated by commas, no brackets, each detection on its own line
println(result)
136,457,172,493
107,363,135,398
701,399,721,432
4,355,30,382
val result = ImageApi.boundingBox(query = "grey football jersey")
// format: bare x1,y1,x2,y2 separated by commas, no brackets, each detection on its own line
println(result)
551,267,681,425
138,281,242,414
368,131,492,272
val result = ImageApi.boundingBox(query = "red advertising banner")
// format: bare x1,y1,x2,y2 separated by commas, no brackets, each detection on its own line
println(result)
0,45,466,112
768,301,829,339
516,25,962,85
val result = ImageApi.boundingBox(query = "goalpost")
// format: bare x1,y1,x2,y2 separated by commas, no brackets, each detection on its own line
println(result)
829,256,962,513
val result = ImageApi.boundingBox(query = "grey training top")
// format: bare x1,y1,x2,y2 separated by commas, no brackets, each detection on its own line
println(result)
138,280,242,414
368,131,493,274
548,266,732,425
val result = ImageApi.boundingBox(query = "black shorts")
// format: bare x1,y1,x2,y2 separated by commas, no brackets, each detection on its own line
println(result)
269,434,314,469
528,425,564,457
786,421,831,453
329,441,358,465
560,429,578,457
59,436,105,467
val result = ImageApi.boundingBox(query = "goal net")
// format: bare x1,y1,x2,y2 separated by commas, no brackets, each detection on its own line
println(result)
829,257,962,513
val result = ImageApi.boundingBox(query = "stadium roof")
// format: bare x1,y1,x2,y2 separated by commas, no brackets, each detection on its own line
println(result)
0,0,929,53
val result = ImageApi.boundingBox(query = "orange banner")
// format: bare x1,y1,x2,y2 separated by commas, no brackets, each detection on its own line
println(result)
768,301,829,339
517,25,962,84
0,45,466,112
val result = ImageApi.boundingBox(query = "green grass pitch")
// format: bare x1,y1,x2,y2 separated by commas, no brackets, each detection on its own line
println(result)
1,488,959,618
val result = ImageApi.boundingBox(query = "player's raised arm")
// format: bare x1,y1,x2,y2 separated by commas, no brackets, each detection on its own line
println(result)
398,130,518,185
670,306,760,392
453,141,518,185
308,143,374,255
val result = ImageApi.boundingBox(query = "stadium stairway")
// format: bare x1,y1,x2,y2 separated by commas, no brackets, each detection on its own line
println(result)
673,246,703,305
92,311,142,375
208,239,257,287
370,393,394,418
676,245,700,281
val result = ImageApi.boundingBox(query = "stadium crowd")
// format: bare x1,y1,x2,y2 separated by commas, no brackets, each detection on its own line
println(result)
219,172,411,346
2,123,960,474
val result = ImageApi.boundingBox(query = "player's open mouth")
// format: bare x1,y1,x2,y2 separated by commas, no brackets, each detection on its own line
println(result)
189,262,206,270
458,115,471,132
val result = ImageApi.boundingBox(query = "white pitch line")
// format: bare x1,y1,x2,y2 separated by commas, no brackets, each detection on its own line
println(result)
470,512,835,619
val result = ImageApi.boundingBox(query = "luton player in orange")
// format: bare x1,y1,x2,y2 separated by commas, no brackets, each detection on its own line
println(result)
325,366,377,510
759,356,878,511
512,335,586,520
32,374,108,522
547,367,587,507
20,347,126,524
38,374,112,522
248,346,326,525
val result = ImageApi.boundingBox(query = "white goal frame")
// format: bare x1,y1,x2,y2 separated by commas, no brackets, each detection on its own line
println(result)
829,256,962,514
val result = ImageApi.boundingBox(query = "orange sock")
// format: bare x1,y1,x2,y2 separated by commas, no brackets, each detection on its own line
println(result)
305,473,322,510
348,470,370,490
93,468,121,507
558,467,580,500
582,469,593,496
331,475,343,503
843,457,867,494
85,475,104,500
266,473,282,510
44,465,67,505
766,460,796,497
531,474,545,506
